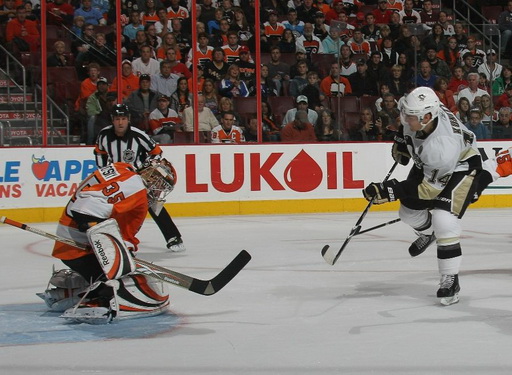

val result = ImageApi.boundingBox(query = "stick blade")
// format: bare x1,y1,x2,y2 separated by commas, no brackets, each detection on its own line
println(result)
321,245,336,266
189,250,252,295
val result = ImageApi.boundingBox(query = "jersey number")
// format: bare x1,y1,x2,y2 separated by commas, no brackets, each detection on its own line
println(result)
428,169,451,187
102,182,126,204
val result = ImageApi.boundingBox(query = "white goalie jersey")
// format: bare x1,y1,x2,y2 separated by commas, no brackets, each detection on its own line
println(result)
403,106,482,200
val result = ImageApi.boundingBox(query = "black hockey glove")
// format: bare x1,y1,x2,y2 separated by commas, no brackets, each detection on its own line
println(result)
71,211,104,232
391,126,410,166
363,179,400,204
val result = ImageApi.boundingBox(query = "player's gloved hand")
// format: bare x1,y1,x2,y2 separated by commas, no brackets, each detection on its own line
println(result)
363,179,400,204
392,126,410,166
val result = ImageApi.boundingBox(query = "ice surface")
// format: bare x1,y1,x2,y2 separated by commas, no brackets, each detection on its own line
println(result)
1,209,512,374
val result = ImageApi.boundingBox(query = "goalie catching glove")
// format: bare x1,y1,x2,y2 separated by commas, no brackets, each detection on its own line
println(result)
391,125,410,166
363,179,401,204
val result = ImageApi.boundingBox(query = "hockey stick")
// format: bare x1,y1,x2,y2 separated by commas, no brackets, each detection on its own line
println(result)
321,161,399,265
354,218,401,236
0,216,251,296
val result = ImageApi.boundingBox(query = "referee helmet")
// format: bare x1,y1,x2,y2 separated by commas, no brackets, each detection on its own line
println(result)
111,104,130,119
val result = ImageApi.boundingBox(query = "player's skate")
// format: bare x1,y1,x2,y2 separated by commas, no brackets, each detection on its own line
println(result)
437,274,460,306
409,232,436,257
167,236,186,252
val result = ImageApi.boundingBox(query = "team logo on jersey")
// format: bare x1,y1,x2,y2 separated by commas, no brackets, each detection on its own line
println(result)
123,149,136,164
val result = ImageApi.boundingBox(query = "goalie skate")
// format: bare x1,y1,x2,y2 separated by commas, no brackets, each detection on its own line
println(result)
437,274,460,306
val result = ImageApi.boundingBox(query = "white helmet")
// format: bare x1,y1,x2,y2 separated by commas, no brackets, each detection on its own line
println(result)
400,87,440,129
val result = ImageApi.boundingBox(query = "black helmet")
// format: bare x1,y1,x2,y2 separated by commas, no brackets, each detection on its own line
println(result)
111,104,130,118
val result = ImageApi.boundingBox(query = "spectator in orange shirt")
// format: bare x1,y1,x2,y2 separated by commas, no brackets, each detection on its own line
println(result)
110,60,140,101
75,62,101,111
281,110,317,142
320,62,352,97
6,5,40,52
211,110,246,143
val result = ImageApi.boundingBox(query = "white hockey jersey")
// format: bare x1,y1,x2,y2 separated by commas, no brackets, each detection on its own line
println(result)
403,106,482,200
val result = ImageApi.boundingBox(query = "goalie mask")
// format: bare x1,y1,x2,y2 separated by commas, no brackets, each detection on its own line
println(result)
400,87,440,130
138,158,177,215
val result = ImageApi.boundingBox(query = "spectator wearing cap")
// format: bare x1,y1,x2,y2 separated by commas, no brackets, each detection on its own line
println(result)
282,95,319,126
425,47,452,80
313,10,330,41
132,45,161,76
296,0,317,24
281,109,318,143
110,60,140,101
458,72,488,105
283,8,305,38
460,52,478,78
296,22,324,58
148,94,181,144
321,63,353,98
325,0,345,25
348,59,379,97
124,74,159,131
459,36,486,69
322,25,344,57
151,60,181,98
290,46,314,79
373,0,394,26
494,83,512,110
478,49,503,82
346,28,370,55
236,46,257,95
86,77,116,144
498,1,512,57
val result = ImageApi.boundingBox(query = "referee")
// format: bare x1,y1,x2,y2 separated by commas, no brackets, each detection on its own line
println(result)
93,104,185,252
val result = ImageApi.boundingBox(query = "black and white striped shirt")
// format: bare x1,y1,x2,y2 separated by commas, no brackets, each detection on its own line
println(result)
94,125,162,170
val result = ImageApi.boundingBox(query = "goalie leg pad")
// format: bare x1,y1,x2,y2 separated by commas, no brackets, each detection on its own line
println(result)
61,275,169,324
37,268,89,312
87,218,136,280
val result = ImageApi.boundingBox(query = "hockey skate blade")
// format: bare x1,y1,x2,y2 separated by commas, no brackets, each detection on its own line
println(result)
61,307,114,325
440,293,460,306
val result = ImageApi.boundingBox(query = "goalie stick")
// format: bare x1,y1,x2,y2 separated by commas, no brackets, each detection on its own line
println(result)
321,161,399,265
0,216,251,296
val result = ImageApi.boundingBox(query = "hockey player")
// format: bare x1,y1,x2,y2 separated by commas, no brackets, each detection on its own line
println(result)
94,104,185,252
39,159,176,323
362,86,486,305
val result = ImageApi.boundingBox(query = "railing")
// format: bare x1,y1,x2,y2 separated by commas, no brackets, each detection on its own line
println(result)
0,120,33,146
451,0,502,60
34,85,72,145
0,44,27,116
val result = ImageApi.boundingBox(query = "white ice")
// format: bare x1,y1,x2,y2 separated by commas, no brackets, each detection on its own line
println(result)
1,208,512,374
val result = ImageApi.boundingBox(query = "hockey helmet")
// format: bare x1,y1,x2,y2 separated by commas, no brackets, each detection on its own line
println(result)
111,104,130,119
400,87,440,129
138,158,177,214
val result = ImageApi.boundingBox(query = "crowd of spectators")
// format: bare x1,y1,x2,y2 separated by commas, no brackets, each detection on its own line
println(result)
1,0,512,144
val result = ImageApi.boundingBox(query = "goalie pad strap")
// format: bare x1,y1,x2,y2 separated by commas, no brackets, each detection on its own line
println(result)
87,219,136,280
